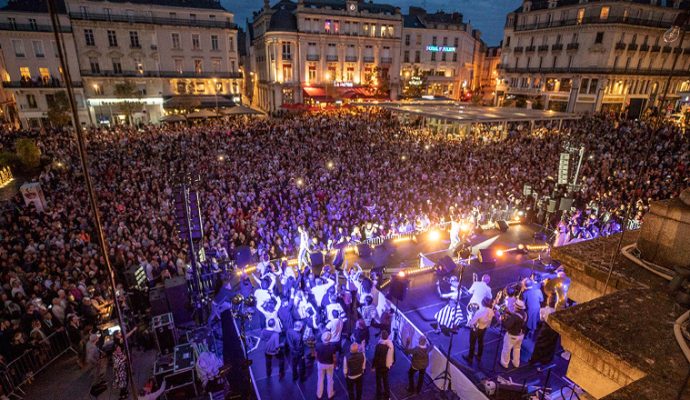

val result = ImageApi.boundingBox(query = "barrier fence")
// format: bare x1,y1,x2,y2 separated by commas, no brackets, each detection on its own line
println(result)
0,330,77,398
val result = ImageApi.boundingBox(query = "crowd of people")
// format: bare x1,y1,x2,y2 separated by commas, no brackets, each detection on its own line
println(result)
0,107,687,397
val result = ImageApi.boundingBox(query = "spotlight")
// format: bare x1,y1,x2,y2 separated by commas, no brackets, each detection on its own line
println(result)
296,178,304,187
496,249,504,257
217,155,225,161
401,155,407,161
327,161,334,169
460,222,471,232
424,144,430,150
517,211,524,217
518,244,525,250
398,270,406,278
429,230,441,241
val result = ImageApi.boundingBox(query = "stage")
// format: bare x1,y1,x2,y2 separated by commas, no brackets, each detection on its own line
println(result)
246,223,579,399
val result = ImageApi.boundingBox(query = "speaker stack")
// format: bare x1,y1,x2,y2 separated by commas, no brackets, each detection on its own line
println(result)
436,255,458,275
164,276,193,326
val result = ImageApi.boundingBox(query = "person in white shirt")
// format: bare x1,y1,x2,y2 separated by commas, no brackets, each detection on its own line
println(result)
326,310,344,346
297,226,311,270
449,218,461,252
463,296,495,365
257,296,282,332
468,274,492,307
311,274,336,308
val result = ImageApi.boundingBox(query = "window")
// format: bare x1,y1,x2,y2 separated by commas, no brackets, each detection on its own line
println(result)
404,34,410,46
172,33,180,49
577,8,585,24
595,32,604,44
26,94,37,109
129,31,140,48
211,35,219,50
20,67,31,79
194,59,202,73
414,51,420,63
135,59,143,74
454,37,459,47
345,66,354,81
8,17,16,30
28,18,37,31
190,13,196,21
589,79,598,94
192,34,200,50
308,64,316,81
282,42,292,60
174,59,183,73
13,40,25,57
89,57,100,73
600,6,610,20
212,59,221,72
416,34,421,45
431,52,436,61
441,52,446,61
107,30,118,47
32,40,44,57
229,36,235,52
84,29,95,46
93,84,103,95
452,53,457,62
231,60,236,72
403,50,409,63
112,58,122,73
442,37,448,46
432,36,437,45
325,19,332,33
282,64,292,81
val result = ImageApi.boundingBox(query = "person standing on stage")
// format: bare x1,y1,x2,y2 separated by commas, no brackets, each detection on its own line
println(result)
404,335,432,394
315,332,337,400
286,321,307,382
343,342,366,400
500,300,527,369
261,319,286,379
463,296,495,365
449,217,461,253
522,279,543,337
297,226,311,270
372,330,394,400
466,274,492,323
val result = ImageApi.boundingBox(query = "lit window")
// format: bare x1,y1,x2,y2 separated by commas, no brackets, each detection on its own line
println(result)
194,59,203,73
600,6,609,21
577,8,585,24
20,67,31,80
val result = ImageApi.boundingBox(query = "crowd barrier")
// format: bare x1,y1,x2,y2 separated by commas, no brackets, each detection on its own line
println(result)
0,329,76,398
370,287,489,400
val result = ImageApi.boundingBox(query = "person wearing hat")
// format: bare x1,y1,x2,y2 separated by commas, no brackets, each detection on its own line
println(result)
315,331,336,399
500,299,527,369
522,279,543,336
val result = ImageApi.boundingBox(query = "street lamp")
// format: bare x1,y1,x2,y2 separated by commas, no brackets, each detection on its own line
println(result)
660,11,689,112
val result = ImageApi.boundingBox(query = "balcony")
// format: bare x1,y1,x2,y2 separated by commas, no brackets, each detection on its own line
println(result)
326,55,338,62
80,69,242,79
538,45,549,52
363,56,375,63
0,22,71,32
499,66,690,77
627,43,638,51
345,55,358,62
615,42,626,50
674,47,683,54
662,46,672,53
380,57,393,64
306,54,320,61
3,78,82,88
651,45,661,52
551,43,563,51
567,42,579,50
640,44,650,51
525,45,536,52
513,46,524,53
513,15,681,32
69,12,237,29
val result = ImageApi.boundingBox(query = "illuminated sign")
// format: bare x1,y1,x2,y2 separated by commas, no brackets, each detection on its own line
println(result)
425,45,456,53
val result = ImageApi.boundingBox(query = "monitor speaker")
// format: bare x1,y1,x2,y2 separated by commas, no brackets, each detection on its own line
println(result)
436,255,458,275
559,197,574,211
149,286,169,315
547,199,558,213
478,249,496,267
496,220,509,232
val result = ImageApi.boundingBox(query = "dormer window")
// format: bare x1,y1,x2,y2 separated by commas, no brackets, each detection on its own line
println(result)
523,1,532,12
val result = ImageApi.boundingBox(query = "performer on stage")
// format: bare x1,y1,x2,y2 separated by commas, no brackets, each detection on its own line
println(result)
433,276,463,334
463,296,495,365
297,226,311,270
466,274,492,323
448,217,461,253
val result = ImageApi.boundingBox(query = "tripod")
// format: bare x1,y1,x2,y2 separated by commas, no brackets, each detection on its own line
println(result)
433,263,466,399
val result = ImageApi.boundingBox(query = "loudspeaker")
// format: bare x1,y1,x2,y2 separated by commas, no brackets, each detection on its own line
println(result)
437,255,458,275
389,275,410,302
164,277,193,325
559,197,574,211
357,243,372,257
234,246,252,268
547,199,558,213
496,220,509,232
149,286,169,315
478,249,496,267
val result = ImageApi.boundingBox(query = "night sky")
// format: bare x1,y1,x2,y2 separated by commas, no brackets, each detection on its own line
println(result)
224,0,521,46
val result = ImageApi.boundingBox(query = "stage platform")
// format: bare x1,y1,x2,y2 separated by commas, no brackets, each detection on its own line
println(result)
247,223,580,399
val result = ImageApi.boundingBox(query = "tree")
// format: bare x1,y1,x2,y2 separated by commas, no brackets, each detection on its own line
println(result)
15,138,41,169
114,80,142,125
371,66,390,98
46,91,71,127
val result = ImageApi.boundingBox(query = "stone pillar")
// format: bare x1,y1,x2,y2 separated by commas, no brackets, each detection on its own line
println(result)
594,78,608,112
566,76,580,113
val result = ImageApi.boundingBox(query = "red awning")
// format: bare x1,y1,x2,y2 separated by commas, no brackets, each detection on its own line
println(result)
303,87,327,97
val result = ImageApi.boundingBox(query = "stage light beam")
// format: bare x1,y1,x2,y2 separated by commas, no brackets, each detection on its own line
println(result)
429,230,441,242
398,270,406,278
496,249,504,257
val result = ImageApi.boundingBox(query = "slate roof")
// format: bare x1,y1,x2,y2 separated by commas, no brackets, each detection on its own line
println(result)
513,0,690,13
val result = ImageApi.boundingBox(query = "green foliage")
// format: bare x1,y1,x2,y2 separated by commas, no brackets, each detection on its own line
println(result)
0,151,20,169
114,80,141,125
14,138,41,169
46,91,71,127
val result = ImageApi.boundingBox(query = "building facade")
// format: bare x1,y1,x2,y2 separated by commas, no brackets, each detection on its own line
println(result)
0,0,242,128
499,0,690,115
0,0,90,128
479,46,501,104
250,0,402,112
400,7,480,100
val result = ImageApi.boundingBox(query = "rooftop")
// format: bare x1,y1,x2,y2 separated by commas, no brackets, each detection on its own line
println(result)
0,0,66,13
383,103,580,123
73,0,226,10
513,0,690,13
